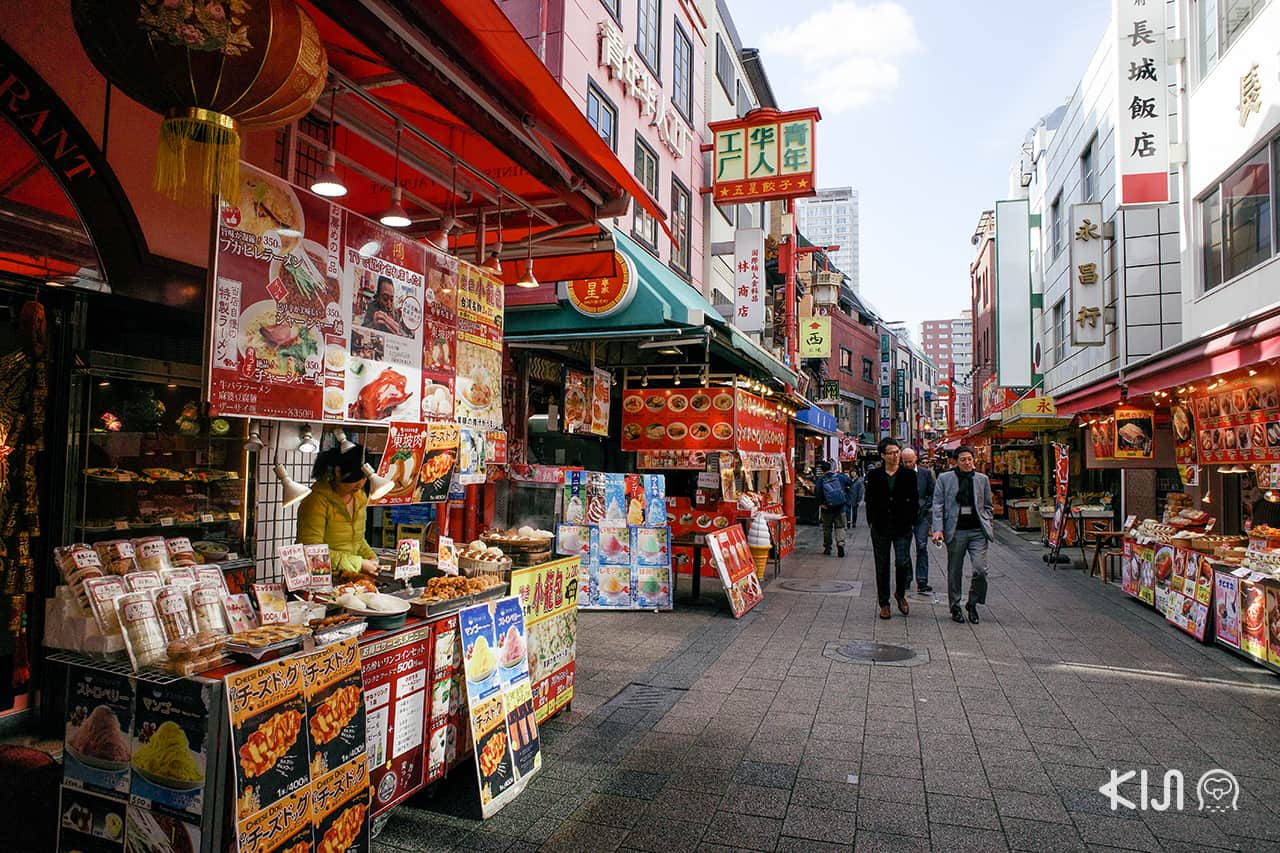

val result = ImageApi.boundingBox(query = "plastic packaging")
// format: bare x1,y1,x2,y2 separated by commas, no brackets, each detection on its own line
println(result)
94,540,139,576
165,537,198,568
132,536,172,572
82,575,127,636
189,580,229,635
153,585,196,643
116,590,166,669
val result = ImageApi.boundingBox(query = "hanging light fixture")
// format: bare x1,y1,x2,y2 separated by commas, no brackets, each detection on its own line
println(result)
485,191,504,274
674,367,682,386
332,428,356,453
310,85,347,198
380,122,412,228
700,367,709,387
243,424,264,453
516,211,539,288
362,462,395,501
274,458,312,508
641,368,649,387
297,427,319,454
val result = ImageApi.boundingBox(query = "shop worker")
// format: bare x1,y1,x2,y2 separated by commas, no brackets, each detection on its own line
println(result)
297,443,380,579
816,460,852,557
900,448,935,593
865,437,918,619
847,466,864,529
931,445,994,624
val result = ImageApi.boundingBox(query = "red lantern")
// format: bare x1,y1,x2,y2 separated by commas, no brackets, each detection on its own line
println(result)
71,0,328,203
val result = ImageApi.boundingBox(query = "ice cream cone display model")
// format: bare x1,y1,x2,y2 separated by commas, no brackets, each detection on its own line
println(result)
748,514,773,579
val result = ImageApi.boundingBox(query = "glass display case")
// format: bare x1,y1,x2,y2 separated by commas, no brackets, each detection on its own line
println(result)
72,353,250,560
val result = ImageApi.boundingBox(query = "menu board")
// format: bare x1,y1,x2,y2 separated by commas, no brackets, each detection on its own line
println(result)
736,390,788,454
1162,547,1210,641
1215,570,1241,649
58,665,219,853
1121,539,1155,605
1171,402,1196,466
1113,406,1154,459
225,639,370,853
622,389,736,451
591,367,612,436
420,423,460,503
1194,374,1280,464
458,597,542,818
1268,586,1280,667
361,625,432,816
426,616,466,785
564,369,592,435
510,557,580,723
209,163,498,427
1240,578,1268,660
371,421,431,506
705,525,764,618
1089,419,1116,460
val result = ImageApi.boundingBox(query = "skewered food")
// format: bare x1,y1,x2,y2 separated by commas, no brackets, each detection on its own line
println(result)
309,685,362,745
238,709,304,778
318,803,367,853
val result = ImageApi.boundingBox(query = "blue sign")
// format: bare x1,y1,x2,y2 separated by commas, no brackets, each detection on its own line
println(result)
796,406,837,434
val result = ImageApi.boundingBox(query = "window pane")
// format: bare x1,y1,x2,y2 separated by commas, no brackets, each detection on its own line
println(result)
1222,148,1271,281
1222,0,1269,54
1203,187,1224,291
673,27,692,119
637,0,660,69
1199,0,1219,77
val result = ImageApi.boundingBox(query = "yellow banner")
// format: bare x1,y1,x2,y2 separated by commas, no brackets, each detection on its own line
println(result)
800,316,831,358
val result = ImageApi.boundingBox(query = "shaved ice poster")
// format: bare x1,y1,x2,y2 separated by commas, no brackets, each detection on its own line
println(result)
63,667,135,797
492,598,530,688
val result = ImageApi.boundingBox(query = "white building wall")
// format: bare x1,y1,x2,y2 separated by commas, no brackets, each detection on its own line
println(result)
796,187,858,289
1181,0,1280,338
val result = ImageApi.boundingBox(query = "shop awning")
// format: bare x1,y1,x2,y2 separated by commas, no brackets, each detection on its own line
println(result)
795,406,838,436
998,396,1073,432
720,327,799,387
1056,304,1280,415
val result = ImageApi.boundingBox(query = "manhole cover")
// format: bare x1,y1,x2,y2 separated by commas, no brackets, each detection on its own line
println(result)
823,640,929,667
776,579,858,595
602,683,686,715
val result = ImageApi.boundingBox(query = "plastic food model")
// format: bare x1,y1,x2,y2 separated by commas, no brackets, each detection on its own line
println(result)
238,710,304,778
318,803,367,853
479,731,507,777
309,685,362,745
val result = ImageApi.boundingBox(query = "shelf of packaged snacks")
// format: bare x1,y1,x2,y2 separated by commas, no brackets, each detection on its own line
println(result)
47,649,186,686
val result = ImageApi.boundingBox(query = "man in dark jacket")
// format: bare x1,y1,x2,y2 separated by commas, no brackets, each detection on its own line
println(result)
901,447,935,593
815,461,852,557
864,437,918,619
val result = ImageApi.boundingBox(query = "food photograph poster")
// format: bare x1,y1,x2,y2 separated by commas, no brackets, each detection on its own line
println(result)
1113,407,1154,459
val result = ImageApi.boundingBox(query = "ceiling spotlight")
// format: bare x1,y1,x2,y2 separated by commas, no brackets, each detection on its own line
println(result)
641,368,649,387
332,428,356,453
362,462,395,501
701,368,709,387
516,258,539,288
674,367,682,386
1249,368,1258,376
311,149,347,198
244,428,264,453
485,251,502,274
297,428,319,454
274,460,312,508
380,186,412,229
358,239,381,258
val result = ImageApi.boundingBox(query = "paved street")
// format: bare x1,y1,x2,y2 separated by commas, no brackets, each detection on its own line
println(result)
375,524,1280,852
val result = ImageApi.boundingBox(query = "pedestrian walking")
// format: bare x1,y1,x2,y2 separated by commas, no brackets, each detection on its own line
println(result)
931,445,994,624
900,448,935,593
864,437,918,619
815,460,852,557
846,467,864,529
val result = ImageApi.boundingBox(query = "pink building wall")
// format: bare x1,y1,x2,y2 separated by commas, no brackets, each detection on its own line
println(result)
501,0,706,291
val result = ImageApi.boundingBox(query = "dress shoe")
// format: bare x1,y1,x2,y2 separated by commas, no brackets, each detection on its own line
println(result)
917,584,933,593
897,597,909,615
837,545,846,557
966,605,980,624
879,605,891,619
951,607,966,623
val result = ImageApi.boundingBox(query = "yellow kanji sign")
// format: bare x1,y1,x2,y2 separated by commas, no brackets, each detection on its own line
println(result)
800,316,831,358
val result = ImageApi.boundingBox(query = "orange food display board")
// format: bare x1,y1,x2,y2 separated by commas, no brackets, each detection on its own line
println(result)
705,526,764,618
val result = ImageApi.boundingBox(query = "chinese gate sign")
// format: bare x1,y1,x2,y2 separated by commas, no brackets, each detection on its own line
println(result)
566,251,637,318
1115,0,1169,204
800,316,831,358
1068,202,1105,346
709,108,821,204
733,228,765,332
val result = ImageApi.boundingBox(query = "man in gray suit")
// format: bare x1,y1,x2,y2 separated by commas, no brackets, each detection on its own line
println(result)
930,445,993,624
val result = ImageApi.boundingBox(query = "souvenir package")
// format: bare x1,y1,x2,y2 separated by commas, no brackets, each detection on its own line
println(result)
304,544,332,592
93,540,139,576
253,582,289,625
115,590,166,669
153,585,196,643
195,566,227,593
222,593,259,633
162,566,197,586
189,580,229,634
124,571,163,592
132,537,172,572
53,544,104,614
82,576,127,637
165,537,198,568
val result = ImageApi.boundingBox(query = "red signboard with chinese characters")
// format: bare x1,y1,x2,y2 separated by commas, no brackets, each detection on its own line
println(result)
622,389,738,451
1194,374,1280,465
708,108,821,204
362,625,432,817
566,251,637,317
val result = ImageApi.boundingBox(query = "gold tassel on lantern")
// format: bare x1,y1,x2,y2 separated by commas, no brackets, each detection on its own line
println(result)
154,108,241,204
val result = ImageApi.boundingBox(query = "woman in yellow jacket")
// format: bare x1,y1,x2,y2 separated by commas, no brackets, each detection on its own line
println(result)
296,444,379,579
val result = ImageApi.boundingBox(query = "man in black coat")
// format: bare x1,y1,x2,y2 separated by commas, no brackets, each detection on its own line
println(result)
864,437,919,619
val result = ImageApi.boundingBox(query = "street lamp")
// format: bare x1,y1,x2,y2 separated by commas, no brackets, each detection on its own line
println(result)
810,270,841,307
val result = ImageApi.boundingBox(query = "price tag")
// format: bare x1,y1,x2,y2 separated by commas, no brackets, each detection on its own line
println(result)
113,520,130,531
117,474,132,483
160,518,175,528
1232,567,1252,578
228,512,241,521
1249,571,1269,583
228,471,239,480
200,513,216,524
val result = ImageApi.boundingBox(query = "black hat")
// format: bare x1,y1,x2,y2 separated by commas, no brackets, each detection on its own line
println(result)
313,444,365,483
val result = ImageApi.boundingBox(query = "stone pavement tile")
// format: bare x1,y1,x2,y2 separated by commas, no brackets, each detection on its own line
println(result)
917,715,975,735
856,798,929,838
862,734,921,758
618,749,683,774
598,770,667,801
520,816,564,843
719,783,791,819
1043,761,1108,790
866,703,916,724
924,768,993,798
1057,787,1144,819
744,739,806,765
853,830,932,852
781,803,858,844
776,836,849,853
1211,808,1280,843
733,759,799,789
790,778,860,813
698,811,783,851
619,817,706,853
922,749,984,774
538,819,629,852
858,751,922,779
1033,740,1105,768
666,764,733,792
925,793,1002,830
681,745,743,770
993,788,1072,824
567,793,647,829
928,821,1011,852
378,816,471,851
643,786,722,825
799,755,861,783
978,745,1040,767
1001,817,1089,852
983,762,1058,795
1070,812,1162,851
810,721,866,744
857,773,926,805
1140,812,1240,849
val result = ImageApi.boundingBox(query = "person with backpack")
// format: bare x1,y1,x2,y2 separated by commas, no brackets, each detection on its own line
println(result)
864,437,919,619
846,466,864,529
816,460,852,557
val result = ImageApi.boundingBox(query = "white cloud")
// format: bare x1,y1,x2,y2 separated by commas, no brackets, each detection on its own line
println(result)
764,2,921,113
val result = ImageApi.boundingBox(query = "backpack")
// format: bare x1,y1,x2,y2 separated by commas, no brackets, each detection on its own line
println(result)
820,474,847,507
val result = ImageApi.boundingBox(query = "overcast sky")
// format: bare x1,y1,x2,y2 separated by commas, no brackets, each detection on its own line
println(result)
730,0,1114,338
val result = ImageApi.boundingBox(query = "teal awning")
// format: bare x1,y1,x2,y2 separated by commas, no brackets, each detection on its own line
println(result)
719,327,798,387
